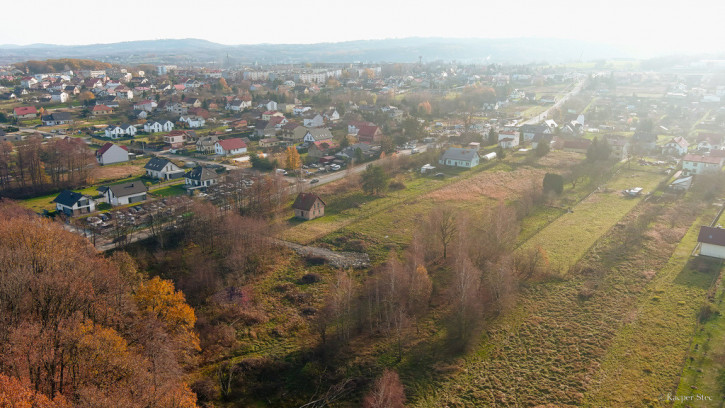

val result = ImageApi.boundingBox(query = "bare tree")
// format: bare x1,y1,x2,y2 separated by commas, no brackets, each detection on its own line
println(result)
428,205,457,259
362,369,406,408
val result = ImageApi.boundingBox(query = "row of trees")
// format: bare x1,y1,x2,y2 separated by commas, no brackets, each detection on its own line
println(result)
0,138,95,197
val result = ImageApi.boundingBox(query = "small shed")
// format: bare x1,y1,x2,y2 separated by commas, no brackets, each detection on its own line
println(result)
292,193,326,220
482,152,497,161
421,163,436,174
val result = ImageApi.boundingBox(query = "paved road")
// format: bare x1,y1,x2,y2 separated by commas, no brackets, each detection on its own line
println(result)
522,79,587,125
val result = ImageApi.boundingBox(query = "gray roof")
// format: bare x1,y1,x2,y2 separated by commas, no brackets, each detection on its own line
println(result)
186,166,218,182
52,190,88,207
440,147,479,162
107,181,147,197
144,157,172,171
306,128,332,141
42,112,72,121
196,135,219,146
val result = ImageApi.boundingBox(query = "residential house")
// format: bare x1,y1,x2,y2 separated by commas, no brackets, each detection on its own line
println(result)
53,190,96,216
520,124,550,142
50,91,69,103
185,166,220,190
41,112,73,126
214,138,247,156
697,133,723,152
259,100,278,111
289,126,311,142
324,108,340,122
179,115,205,128
144,120,174,133
348,121,374,135
262,110,282,121
184,97,201,108
698,226,725,259
196,135,219,153
438,148,480,168
133,99,157,112
662,136,689,156
104,181,147,206
357,125,383,144
605,135,630,161
225,97,251,111
144,157,185,180
164,130,187,148
259,137,283,148
498,130,520,148
104,124,136,138
91,105,113,115
303,114,324,128
303,128,333,143
166,102,187,115
682,154,723,176
292,193,326,220
336,143,377,162
13,106,37,119
308,140,338,159
96,143,129,165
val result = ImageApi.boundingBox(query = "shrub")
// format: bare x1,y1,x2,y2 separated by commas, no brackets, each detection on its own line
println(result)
97,202,112,211
389,181,406,190
300,273,322,284
699,301,719,322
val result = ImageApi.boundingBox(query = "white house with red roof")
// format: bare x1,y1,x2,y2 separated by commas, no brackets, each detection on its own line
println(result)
348,121,374,135
214,138,247,156
662,136,689,156
96,143,129,165
682,153,723,176
13,106,37,119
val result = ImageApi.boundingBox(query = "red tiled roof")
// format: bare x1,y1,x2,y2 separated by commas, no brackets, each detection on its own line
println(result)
357,125,380,137
96,142,127,155
13,106,37,116
217,138,247,151
92,105,111,111
684,153,721,164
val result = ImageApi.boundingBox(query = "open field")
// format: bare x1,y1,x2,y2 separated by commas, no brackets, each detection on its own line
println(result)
90,161,145,182
413,194,708,407
520,167,665,272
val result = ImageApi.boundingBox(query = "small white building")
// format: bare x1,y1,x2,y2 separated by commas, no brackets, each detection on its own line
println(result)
104,124,137,138
143,120,174,133
53,190,96,216
96,143,129,165
144,157,185,180
214,138,247,156
179,115,205,128
698,226,725,259
103,181,147,206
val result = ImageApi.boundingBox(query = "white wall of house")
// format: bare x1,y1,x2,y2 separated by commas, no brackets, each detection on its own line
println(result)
56,198,96,216
107,191,146,206
97,146,128,165
701,243,725,259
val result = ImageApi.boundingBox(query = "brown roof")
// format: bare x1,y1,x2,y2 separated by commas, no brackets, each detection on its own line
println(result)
698,226,725,246
217,138,247,151
96,142,127,155
357,125,380,137
13,106,37,116
292,193,325,211
683,154,721,164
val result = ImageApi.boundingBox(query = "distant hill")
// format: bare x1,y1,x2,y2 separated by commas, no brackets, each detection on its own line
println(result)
0,37,633,65
13,58,112,74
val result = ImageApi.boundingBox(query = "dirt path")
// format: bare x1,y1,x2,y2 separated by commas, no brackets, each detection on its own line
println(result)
273,239,370,269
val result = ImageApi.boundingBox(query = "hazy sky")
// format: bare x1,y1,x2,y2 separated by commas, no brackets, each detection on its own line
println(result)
2,0,723,55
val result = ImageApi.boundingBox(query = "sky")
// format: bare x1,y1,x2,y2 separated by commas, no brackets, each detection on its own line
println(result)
2,0,724,56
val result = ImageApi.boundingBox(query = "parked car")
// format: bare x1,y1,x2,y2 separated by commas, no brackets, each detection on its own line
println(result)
310,179,320,184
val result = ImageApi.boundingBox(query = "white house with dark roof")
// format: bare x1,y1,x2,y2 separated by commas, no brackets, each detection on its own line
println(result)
698,226,725,259
185,166,220,190
144,157,185,180
53,190,96,216
143,120,174,133
104,124,137,138
103,181,147,206
292,193,326,220
439,148,480,168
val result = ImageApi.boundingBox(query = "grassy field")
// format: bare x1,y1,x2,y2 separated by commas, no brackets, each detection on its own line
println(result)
520,167,665,273
413,193,707,407
585,206,722,406
150,183,187,197
675,260,725,407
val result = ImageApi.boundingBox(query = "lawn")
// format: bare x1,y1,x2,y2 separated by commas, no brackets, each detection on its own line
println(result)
19,176,145,213
150,183,187,197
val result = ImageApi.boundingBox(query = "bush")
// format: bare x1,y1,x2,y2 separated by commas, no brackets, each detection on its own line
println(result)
97,202,112,211
300,273,322,284
543,173,564,195
699,301,719,322
389,181,406,190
